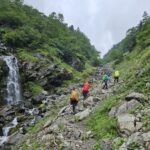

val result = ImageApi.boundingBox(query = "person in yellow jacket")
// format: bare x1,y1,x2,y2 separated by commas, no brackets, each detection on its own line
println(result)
114,70,120,83
70,87,79,114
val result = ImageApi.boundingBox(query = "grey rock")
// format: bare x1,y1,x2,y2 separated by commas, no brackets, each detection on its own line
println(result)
142,131,150,142
116,100,142,116
126,132,143,146
101,139,112,150
7,132,24,145
109,107,117,117
125,92,148,102
117,114,136,136
146,82,150,88
83,96,94,107
31,93,46,105
93,97,102,102
75,108,91,121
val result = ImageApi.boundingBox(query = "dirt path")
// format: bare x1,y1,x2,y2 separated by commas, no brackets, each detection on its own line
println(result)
37,78,116,150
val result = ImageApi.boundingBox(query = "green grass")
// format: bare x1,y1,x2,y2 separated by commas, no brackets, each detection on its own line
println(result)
86,96,119,141
115,46,150,94
18,50,39,62
28,82,43,95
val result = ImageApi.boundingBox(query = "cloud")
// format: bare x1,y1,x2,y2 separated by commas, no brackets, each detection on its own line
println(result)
24,0,150,56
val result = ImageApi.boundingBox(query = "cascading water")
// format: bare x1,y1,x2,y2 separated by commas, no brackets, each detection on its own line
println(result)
0,118,18,145
2,55,22,104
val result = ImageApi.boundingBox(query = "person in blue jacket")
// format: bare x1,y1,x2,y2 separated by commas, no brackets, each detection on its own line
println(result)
102,73,110,89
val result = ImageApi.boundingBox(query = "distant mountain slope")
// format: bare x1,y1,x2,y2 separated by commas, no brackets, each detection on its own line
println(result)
103,11,150,65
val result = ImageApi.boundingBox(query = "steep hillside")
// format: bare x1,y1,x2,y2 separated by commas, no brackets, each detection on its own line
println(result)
0,1,101,148
0,0,101,102
103,11,150,65
86,12,150,150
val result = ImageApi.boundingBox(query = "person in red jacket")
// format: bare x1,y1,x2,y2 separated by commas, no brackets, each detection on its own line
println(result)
82,81,91,100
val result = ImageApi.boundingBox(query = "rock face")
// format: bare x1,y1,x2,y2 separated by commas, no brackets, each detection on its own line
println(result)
0,59,8,104
21,61,73,93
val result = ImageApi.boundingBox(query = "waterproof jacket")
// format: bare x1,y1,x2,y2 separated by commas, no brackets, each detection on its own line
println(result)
82,82,91,92
102,74,109,81
70,90,79,101
114,71,120,77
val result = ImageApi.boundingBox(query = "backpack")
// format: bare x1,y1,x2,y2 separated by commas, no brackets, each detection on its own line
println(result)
103,75,109,81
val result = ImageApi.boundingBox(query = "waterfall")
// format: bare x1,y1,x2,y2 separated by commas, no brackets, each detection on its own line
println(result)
0,118,18,145
2,55,22,104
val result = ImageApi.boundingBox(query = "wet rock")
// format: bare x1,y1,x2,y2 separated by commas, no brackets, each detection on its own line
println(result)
7,132,24,145
0,115,5,125
125,92,148,102
17,115,28,123
0,124,3,136
19,126,26,134
31,93,46,105
23,91,32,99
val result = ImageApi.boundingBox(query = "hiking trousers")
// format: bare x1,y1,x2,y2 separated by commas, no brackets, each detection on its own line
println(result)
82,91,89,100
103,81,108,89
70,99,78,114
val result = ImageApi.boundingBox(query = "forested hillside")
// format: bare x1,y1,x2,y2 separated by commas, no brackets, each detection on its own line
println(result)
87,11,150,150
0,0,100,70
103,11,150,64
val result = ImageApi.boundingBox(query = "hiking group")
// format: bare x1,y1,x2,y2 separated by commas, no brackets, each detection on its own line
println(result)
70,70,120,114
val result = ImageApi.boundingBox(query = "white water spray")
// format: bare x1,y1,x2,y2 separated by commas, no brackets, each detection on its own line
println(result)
2,55,22,104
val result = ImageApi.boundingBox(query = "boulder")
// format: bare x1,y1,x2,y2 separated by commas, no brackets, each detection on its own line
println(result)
125,92,148,102
31,93,46,105
117,114,136,136
101,139,112,150
116,100,142,116
146,82,150,88
109,107,117,117
0,124,3,136
126,132,144,146
83,96,94,107
142,131,150,142
7,132,24,145
93,97,102,102
75,108,91,121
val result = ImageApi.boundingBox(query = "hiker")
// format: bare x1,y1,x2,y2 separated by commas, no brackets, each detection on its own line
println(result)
70,87,79,114
81,81,91,100
114,70,120,83
102,73,109,89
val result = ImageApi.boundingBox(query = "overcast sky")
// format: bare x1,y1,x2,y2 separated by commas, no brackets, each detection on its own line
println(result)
24,0,150,56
